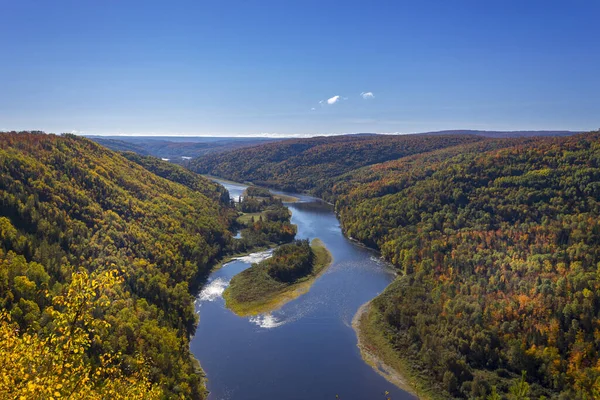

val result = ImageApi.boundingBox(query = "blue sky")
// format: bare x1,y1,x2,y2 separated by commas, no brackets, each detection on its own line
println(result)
1,0,598,136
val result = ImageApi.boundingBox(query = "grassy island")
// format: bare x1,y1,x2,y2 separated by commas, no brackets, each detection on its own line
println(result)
223,238,332,316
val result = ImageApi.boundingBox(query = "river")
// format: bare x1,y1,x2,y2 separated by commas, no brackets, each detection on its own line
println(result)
190,180,415,400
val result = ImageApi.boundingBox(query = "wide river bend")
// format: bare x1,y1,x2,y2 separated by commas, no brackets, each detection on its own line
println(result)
190,180,415,400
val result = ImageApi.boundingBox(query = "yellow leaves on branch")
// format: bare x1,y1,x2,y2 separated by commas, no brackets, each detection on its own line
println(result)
0,269,162,399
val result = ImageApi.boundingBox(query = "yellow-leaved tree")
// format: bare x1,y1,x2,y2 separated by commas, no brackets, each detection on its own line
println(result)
0,269,163,399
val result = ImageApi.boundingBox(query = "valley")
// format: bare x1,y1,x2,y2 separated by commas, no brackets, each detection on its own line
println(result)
191,181,414,399
194,131,600,399
3,1,598,398
3,130,600,399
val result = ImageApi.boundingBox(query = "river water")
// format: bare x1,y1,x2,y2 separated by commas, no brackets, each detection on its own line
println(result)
190,180,415,400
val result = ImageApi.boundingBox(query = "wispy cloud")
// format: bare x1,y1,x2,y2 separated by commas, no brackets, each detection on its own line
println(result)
361,91,374,99
327,95,341,105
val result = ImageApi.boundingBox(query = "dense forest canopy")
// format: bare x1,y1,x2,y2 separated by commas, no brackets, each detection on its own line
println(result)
338,132,600,398
193,131,600,398
265,239,315,283
0,132,238,398
189,134,487,199
121,151,232,205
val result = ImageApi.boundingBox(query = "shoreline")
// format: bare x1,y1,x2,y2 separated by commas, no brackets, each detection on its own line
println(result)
352,301,440,400
272,192,300,203
351,301,412,394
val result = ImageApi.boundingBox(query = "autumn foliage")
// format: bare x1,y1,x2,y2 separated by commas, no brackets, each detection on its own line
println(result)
0,270,161,399
0,132,237,398
197,131,600,398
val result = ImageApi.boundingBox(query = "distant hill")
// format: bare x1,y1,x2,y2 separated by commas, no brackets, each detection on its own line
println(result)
88,131,581,163
89,137,151,155
417,129,580,137
87,135,282,162
189,134,487,197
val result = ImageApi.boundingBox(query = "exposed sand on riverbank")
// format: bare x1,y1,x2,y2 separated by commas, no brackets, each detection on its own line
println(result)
352,301,414,396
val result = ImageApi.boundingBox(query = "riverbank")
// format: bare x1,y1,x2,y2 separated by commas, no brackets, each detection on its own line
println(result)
202,174,251,186
352,301,442,400
223,238,333,316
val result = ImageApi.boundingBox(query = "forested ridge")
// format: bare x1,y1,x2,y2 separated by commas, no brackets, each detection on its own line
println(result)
337,131,600,398
195,131,600,398
189,134,486,199
0,132,237,398
122,151,232,205
90,136,280,163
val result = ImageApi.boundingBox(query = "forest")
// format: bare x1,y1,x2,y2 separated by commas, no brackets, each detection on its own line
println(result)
5,129,600,398
340,132,600,398
189,134,486,198
197,131,600,398
265,239,314,282
0,132,240,398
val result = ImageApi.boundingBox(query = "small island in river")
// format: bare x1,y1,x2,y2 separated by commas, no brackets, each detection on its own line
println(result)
223,238,332,316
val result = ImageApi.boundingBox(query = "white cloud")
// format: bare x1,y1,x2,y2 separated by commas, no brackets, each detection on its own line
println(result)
361,92,374,99
327,95,341,105
311,107,316,111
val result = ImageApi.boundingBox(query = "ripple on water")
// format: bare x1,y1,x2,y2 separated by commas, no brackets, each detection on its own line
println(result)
198,277,229,303
249,313,286,329
233,249,273,264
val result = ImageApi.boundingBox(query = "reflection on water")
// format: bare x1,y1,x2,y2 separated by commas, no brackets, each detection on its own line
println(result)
289,199,333,214
191,180,414,400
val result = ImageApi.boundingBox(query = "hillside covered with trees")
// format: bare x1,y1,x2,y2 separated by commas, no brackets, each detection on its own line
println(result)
337,132,600,398
193,131,600,398
0,132,238,398
189,134,486,198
